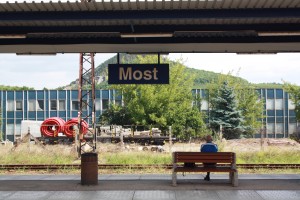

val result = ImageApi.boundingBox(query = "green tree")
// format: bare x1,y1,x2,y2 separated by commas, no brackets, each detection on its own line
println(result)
237,87,264,137
283,82,300,121
99,104,133,126
106,55,207,138
207,72,264,138
209,81,245,139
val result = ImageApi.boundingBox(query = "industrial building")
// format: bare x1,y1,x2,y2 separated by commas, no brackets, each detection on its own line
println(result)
193,88,298,139
0,90,121,141
0,88,298,142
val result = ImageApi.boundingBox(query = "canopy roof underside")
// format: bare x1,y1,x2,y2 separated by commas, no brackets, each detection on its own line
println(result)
0,0,299,53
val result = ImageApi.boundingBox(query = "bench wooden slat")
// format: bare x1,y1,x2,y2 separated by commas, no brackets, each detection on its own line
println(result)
175,166,237,173
176,155,233,158
172,151,238,187
174,152,235,164
175,153,234,157
176,155,233,159
175,159,234,163
176,156,233,159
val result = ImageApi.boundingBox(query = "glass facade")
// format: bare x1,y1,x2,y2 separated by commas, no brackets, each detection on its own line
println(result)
192,88,299,139
0,89,117,141
0,88,299,141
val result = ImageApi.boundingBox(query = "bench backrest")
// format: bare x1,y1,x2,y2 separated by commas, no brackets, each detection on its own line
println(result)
173,152,236,164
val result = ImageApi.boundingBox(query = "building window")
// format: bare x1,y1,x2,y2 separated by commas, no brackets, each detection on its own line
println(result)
102,99,109,110
15,124,21,136
72,100,87,111
289,110,296,117
50,100,57,110
288,123,296,135
275,89,283,99
267,117,275,123
16,100,23,111
289,117,296,123
28,100,36,111
7,100,14,111
276,123,284,134
267,89,274,99
59,100,66,111
6,124,14,135
201,100,209,110
101,90,109,99
37,100,44,111
276,110,284,116
82,100,88,111
115,100,122,106
72,101,79,110
266,99,275,110
95,99,101,110
276,117,284,123
267,123,275,134
267,110,275,117
288,99,295,110
201,90,208,98
275,99,283,110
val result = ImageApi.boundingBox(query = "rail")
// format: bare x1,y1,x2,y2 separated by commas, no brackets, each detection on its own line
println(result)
0,164,299,170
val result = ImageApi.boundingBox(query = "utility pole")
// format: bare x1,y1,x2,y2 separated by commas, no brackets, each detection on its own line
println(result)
79,0,98,186
78,53,96,155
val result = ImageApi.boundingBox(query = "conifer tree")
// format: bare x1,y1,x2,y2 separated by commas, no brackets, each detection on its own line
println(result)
209,81,244,139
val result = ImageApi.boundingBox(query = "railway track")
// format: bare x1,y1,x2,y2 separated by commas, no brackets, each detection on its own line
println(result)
0,164,299,170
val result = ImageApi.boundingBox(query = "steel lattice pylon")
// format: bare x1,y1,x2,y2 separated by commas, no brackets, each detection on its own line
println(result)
78,53,96,156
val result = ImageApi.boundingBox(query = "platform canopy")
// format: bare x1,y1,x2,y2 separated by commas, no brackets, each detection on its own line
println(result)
0,0,300,54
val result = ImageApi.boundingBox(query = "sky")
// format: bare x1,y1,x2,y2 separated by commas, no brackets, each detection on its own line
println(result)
0,53,299,89
1,0,299,89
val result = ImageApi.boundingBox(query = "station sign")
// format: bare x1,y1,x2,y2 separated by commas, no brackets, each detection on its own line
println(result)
108,64,169,84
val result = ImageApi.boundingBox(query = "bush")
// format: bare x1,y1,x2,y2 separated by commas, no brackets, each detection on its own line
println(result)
289,133,300,143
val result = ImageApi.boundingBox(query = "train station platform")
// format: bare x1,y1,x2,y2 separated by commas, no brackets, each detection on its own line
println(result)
0,174,299,200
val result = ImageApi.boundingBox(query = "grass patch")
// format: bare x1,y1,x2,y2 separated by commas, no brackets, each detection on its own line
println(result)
0,144,77,165
236,147,300,164
100,151,172,165
0,141,299,175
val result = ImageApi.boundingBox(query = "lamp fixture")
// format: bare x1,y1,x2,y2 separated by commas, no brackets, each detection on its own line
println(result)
0,34,26,39
16,53,57,56
258,31,300,36
121,33,173,38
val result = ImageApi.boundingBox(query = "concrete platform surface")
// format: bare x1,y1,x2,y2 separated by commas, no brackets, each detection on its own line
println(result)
0,174,299,200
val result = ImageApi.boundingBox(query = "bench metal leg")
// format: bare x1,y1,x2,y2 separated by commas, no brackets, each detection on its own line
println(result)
232,172,238,187
172,171,177,186
229,172,233,182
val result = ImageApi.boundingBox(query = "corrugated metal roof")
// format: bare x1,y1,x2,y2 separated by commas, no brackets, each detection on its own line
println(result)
0,0,299,53
0,0,298,27
0,0,299,12
1,18,299,27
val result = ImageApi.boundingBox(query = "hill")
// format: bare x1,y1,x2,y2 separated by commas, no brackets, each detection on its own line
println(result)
61,54,137,90
60,54,283,90
252,83,284,89
0,85,34,91
185,67,250,88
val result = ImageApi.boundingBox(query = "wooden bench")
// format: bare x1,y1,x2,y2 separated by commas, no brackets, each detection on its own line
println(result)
172,152,238,187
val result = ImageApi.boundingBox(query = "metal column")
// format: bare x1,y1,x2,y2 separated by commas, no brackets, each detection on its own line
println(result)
78,53,96,155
